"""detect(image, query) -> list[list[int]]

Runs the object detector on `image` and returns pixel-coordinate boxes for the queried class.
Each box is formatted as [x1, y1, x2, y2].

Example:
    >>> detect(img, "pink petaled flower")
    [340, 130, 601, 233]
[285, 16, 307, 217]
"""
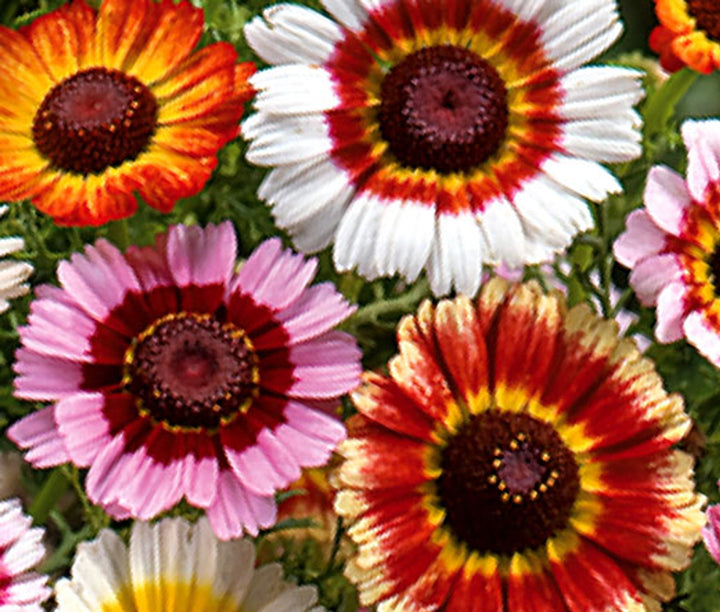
[8, 223, 361, 540]
[614, 119, 720, 365]
[0, 498, 50, 611]
[703, 504, 720, 564]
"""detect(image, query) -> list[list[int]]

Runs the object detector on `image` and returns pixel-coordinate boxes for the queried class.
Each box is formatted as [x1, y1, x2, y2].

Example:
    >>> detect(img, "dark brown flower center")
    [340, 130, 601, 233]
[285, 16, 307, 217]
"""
[687, 0, 720, 42]
[709, 243, 720, 296]
[32, 67, 157, 175]
[124, 313, 259, 431]
[378, 45, 508, 174]
[437, 410, 579, 555]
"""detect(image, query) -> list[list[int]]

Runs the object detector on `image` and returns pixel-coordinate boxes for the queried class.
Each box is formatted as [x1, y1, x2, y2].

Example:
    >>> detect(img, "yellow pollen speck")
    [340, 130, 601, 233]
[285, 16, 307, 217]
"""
[44, 121, 52, 130]
[546, 478, 556, 487]
[550, 470, 560, 479]
[492, 458, 502, 469]
[539, 484, 548, 493]
[487, 474, 498, 484]
[529, 490, 538, 501]
[497, 481, 507, 491]
[517, 433, 526, 442]
[501, 492, 510, 503]
[512, 494, 522, 504]
[509, 439, 519, 450]
[541, 452, 550, 462]
[493, 448, 502, 457]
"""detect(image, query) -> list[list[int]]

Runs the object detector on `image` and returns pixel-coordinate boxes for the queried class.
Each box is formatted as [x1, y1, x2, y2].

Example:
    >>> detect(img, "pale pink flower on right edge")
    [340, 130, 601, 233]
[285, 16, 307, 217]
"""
[703, 504, 720, 564]
[614, 119, 720, 366]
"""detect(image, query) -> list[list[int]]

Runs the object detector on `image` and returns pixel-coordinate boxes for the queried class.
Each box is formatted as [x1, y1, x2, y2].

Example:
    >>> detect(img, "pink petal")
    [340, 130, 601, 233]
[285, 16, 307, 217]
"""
[256, 427, 301, 483]
[682, 120, 720, 203]
[655, 281, 689, 343]
[116, 432, 185, 520]
[628, 253, 681, 306]
[262, 282, 355, 346]
[221, 422, 286, 496]
[684, 309, 720, 367]
[274, 421, 341, 466]
[56, 241, 139, 335]
[54, 393, 115, 467]
[125, 241, 175, 293]
[283, 399, 347, 443]
[7, 407, 70, 468]
[13, 349, 84, 401]
[283, 330, 361, 398]
[613, 210, 667, 268]
[233, 238, 318, 310]
[181, 433, 220, 508]
[206, 470, 277, 540]
[703, 505, 720, 564]
[167, 222, 236, 288]
[643, 165, 692, 237]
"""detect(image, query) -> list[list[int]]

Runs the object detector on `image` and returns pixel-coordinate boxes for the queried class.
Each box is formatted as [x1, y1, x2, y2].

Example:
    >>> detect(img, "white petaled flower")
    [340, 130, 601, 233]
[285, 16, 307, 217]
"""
[243, 0, 643, 297]
[54, 517, 324, 612]
[0, 498, 50, 611]
[0, 206, 32, 313]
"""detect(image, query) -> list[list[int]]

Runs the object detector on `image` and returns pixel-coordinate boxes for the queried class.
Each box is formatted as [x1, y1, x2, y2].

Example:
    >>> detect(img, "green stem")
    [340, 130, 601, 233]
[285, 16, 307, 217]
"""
[347, 277, 430, 329]
[107, 218, 130, 250]
[29, 468, 69, 525]
[643, 68, 698, 141]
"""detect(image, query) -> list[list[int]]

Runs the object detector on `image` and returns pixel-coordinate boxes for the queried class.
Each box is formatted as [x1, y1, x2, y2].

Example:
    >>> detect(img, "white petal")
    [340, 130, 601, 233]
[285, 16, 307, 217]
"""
[250, 66, 340, 115]
[242, 564, 287, 612]
[495, 0, 549, 22]
[321, 0, 367, 31]
[244, 4, 343, 65]
[373, 200, 434, 282]
[244, 112, 332, 166]
[512, 173, 594, 253]
[560, 117, 642, 162]
[541, 0, 622, 72]
[260, 157, 355, 229]
[333, 192, 383, 279]
[427, 212, 486, 297]
[558, 66, 644, 120]
[540, 153, 622, 202]
[0, 236, 24, 257]
[477, 197, 526, 267]
[290, 195, 349, 253]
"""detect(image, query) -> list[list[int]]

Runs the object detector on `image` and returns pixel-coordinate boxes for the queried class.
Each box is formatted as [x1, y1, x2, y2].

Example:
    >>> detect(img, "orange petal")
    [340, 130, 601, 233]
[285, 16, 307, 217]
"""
[132, 147, 216, 212]
[121, 0, 204, 85]
[94, 0, 151, 72]
[152, 125, 231, 158]
[0, 25, 54, 107]
[0, 140, 51, 201]
[25, 3, 84, 82]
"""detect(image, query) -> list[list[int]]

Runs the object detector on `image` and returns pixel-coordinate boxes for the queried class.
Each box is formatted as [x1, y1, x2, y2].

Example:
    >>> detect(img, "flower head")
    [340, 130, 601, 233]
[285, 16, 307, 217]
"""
[335, 279, 703, 610]
[55, 517, 323, 612]
[0, 498, 49, 611]
[650, 0, 720, 73]
[9, 223, 361, 539]
[243, 0, 643, 296]
[614, 119, 720, 366]
[0, 0, 254, 225]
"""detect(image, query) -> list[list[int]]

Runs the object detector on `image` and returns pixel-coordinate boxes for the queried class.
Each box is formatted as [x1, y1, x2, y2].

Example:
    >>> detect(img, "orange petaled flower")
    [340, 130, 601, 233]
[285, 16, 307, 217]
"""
[651, 0, 720, 73]
[0, 0, 254, 225]
[335, 279, 705, 611]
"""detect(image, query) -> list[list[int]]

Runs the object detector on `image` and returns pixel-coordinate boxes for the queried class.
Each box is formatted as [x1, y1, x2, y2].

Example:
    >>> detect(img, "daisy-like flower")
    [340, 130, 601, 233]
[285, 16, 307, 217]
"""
[650, 0, 720, 73]
[0, 498, 50, 611]
[335, 279, 704, 611]
[0, 206, 32, 313]
[8, 223, 361, 539]
[243, 0, 643, 296]
[614, 119, 720, 366]
[55, 516, 323, 612]
[0, 0, 254, 226]
[703, 504, 720, 564]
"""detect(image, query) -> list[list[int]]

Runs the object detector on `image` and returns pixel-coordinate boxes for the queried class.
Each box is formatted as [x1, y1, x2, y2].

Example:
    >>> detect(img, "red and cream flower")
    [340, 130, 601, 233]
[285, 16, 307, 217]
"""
[614, 120, 720, 367]
[243, 0, 643, 296]
[0, 0, 254, 226]
[650, 0, 720, 73]
[335, 279, 704, 611]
